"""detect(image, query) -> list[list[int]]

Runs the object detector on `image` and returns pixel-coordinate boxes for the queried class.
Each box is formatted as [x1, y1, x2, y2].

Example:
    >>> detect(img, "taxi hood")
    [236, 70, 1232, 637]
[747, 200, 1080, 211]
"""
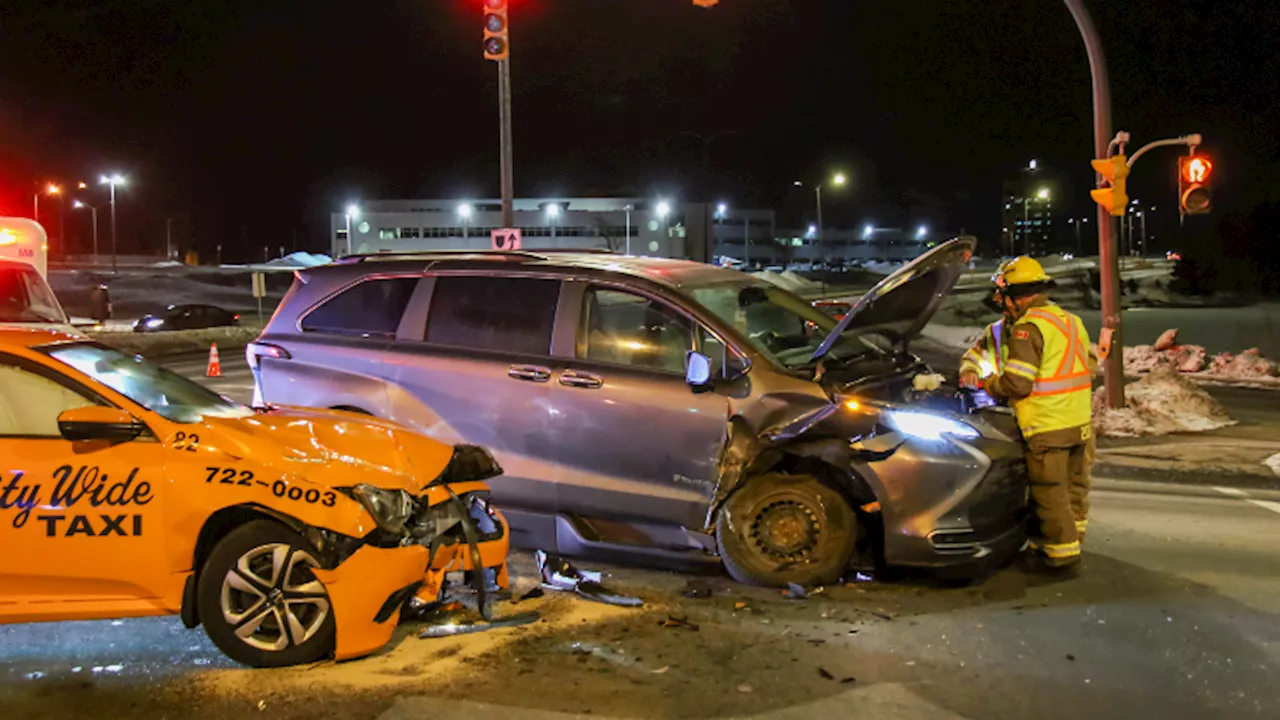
[812, 236, 977, 360]
[194, 406, 456, 495]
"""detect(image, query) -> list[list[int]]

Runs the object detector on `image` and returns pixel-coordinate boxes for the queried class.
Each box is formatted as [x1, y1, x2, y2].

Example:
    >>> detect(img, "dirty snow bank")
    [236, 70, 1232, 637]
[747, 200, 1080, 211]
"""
[1093, 366, 1237, 438]
[1124, 328, 1278, 381]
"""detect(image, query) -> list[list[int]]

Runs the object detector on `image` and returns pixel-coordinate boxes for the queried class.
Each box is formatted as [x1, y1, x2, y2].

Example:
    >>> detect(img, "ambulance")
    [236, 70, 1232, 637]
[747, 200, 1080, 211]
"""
[0, 217, 75, 332]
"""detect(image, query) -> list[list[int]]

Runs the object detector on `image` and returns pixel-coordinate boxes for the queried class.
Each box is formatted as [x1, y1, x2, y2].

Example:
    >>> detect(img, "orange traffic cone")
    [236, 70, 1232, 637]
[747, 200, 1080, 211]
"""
[206, 343, 222, 378]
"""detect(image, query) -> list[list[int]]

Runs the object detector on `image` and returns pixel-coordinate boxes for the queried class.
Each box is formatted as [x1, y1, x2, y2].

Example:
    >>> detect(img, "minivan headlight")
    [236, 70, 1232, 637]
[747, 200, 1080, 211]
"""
[350, 484, 417, 533]
[886, 410, 980, 441]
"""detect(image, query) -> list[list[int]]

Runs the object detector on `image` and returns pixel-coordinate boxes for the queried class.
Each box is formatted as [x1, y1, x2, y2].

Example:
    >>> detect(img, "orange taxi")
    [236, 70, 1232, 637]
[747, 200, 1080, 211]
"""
[0, 328, 509, 667]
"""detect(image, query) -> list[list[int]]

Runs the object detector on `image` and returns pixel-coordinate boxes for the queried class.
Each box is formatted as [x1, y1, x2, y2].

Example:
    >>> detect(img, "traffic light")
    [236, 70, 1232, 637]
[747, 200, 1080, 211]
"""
[483, 0, 509, 61]
[693, 0, 721, 6]
[1089, 154, 1130, 217]
[1178, 154, 1214, 215]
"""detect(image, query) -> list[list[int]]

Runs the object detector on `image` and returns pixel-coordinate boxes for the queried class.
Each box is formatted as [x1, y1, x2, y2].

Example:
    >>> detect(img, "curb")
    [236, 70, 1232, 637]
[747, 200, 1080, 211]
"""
[1092, 460, 1280, 492]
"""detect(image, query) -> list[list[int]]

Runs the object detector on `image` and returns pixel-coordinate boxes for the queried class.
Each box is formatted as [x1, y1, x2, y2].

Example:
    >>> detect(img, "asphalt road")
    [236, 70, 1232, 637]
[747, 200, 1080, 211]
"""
[1, 479, 1277, 720]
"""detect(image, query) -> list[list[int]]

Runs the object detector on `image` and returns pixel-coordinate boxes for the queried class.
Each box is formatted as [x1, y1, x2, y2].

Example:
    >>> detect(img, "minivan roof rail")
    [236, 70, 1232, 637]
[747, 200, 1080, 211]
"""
[334, 250, 549, 264]
[333, 248, 617, 264]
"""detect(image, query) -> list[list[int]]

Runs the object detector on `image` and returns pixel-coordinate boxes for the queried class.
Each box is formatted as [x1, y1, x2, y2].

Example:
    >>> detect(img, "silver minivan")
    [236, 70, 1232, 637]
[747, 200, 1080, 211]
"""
[251, 238, 1028, 586]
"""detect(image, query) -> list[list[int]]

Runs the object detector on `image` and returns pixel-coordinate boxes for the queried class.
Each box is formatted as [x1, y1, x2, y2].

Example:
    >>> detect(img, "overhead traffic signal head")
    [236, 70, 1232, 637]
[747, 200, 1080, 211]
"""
[1089, 154, 1130, 217]
[483, 0, 509, 61]
[1178, 154, 1214, 216]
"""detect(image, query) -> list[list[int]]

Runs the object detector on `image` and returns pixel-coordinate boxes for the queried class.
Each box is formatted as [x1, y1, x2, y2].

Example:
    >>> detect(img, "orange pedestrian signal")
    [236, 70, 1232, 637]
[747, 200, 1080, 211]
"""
[1178, 155, 1213, 216]
[1089, 154, 1129, 217]
[483, 0, 510, 61]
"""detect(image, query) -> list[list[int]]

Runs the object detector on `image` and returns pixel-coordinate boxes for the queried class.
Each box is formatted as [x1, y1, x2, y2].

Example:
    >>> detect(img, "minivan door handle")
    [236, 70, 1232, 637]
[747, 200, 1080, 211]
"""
[559, 370, 603, 389]
[508, 365, 551, 383]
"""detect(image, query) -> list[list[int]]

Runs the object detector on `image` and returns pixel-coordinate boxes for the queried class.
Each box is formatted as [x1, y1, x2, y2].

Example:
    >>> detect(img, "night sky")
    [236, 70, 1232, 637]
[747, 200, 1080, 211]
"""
[1, 0, 1276, 261]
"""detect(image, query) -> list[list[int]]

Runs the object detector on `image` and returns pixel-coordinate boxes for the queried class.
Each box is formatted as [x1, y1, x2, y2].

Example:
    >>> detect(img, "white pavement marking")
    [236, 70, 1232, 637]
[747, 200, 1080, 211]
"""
[1214, 486, 1249, 497]
[1246, 499, 1280, 515]
[1211, 485, 1280, 516]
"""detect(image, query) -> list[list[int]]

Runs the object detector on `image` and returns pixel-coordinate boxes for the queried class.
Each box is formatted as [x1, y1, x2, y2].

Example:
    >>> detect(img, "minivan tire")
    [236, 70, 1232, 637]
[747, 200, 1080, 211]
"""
[198, 520, 336, 668]
[716, 473, 857, 588]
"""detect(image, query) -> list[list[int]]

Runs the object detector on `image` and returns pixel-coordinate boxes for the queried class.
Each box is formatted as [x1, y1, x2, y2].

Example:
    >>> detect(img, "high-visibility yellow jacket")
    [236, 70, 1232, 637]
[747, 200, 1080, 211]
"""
[978, 301, 1094, 439]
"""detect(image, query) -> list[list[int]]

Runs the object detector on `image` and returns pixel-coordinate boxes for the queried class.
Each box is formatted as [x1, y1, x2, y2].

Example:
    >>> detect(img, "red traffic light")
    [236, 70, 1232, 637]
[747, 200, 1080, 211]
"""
[1183, 155, 1212, 184]
[483, 0, 509, 61]
[1177, 154, 1214, 216]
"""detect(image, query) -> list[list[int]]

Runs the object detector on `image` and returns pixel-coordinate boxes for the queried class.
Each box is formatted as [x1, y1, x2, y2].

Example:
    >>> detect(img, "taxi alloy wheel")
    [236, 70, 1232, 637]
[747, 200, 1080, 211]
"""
[198, 521, 336, 668]
[716, 472, 857, 588]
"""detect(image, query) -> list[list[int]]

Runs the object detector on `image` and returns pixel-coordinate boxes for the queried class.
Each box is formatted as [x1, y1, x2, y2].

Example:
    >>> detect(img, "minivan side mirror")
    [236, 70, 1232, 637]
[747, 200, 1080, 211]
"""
[58, 407, 145, 443]
[685, 351, 712, 389]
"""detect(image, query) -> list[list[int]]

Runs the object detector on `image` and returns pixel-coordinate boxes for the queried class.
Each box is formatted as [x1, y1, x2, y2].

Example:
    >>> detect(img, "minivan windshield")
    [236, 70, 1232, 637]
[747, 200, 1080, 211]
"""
[45, 343, 253, 424]
[683, 280, 881, 369]
[0, 264, 66, 323]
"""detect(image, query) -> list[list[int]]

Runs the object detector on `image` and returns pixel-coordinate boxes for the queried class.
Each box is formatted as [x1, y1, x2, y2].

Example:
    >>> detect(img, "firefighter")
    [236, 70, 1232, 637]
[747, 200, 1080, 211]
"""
[960, 257, 1094, 570]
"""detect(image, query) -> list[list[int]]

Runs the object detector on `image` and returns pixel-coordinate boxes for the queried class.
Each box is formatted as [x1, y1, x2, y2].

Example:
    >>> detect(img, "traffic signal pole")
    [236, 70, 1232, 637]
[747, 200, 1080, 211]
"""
[1063, 0, 1125, 410]
[499, 56, 515, 228]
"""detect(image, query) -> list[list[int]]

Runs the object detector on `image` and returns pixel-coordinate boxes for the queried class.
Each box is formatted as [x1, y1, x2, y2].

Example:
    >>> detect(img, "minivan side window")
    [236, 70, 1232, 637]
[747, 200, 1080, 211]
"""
[425, 276, 560, 355]
[301, 277, 419, 337]
[578, 288, 692, 374]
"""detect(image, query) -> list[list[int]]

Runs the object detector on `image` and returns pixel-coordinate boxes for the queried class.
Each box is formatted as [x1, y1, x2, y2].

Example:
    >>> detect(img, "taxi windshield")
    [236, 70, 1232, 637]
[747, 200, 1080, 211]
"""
[45, 344, 253, 424]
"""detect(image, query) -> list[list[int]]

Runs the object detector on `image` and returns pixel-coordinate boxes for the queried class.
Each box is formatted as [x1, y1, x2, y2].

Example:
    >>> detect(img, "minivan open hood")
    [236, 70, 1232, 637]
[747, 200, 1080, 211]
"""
[812, 236, 977, 361]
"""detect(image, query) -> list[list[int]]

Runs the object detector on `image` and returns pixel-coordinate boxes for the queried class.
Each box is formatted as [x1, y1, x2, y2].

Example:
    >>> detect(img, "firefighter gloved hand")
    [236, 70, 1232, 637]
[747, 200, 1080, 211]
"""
[959, 371, 981, 389]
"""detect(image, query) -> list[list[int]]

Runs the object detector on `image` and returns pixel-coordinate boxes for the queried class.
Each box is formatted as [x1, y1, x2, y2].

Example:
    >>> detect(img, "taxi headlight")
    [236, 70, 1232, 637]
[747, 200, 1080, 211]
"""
[886, 410, 980, 441]
[350, 484, 417, 534]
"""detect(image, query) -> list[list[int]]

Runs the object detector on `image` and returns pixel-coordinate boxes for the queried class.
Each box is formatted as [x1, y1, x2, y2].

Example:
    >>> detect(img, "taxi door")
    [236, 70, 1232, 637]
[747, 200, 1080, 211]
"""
[0, 354, 168, 623]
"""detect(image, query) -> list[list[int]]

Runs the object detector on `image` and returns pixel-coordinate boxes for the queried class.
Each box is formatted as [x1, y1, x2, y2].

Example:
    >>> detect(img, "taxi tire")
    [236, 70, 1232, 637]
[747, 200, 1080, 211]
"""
[198, 520, 337, 668]
[716, 473, 856, 588]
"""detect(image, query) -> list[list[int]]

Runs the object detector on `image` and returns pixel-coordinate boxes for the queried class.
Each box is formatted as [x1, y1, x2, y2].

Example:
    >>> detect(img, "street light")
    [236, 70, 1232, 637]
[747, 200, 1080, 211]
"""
[72, 199, 104, 262]
[862, 224, 874, 240]
[1029, 159, 1038, 171]
[800, 172, 848, 267]
[656, 200, 671, 219]
[916, 225, 928, 241]
[99, 174, 126, 273]
[344, 203, 361, 256]
[546, 203, 561, 241]
[715, 202, 728, 220]
[458, 203, 473, 239]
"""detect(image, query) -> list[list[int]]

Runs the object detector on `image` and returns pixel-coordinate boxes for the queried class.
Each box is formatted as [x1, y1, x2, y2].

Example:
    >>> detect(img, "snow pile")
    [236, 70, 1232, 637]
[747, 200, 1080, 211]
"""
[1207, 348, 1277, 378]
[263, 252, 333, 269]
[1123, 329, 1278, 380]
[1093, 365, 1237, 438]
[1265, 453, 1280, 478]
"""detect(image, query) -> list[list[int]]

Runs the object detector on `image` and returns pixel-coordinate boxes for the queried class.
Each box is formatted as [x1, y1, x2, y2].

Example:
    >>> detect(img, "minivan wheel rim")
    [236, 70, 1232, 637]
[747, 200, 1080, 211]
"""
[221, 543, 330, 652]
[750, 500, 821, 560]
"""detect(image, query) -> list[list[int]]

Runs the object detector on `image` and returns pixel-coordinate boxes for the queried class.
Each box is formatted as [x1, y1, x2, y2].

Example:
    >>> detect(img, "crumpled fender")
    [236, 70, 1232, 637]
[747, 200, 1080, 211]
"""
[312, 544, 428, 661]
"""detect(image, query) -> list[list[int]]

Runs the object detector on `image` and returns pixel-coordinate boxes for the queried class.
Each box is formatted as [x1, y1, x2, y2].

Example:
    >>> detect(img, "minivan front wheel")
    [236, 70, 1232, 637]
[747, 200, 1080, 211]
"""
[197, 521, 336, 668]
[716, 473, 857, 587]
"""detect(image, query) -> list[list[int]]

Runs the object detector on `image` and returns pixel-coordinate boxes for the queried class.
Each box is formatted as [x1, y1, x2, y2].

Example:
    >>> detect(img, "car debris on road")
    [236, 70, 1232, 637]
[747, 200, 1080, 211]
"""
[535, 550, 644, 607]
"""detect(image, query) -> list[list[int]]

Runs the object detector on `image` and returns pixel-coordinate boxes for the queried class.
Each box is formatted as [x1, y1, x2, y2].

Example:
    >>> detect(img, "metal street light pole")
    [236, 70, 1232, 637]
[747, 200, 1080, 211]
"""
[74, 200, 102, 262]
[623, 204, 633, 255]
[1063, 0, 1122, 408]
[498, 57, 515, 228]
[99, 174, 125, 274]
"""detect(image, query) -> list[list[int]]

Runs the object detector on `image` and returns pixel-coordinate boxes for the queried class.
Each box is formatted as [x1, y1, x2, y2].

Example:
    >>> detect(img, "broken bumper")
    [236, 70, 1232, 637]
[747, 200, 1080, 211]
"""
[312, 544, 429, 661]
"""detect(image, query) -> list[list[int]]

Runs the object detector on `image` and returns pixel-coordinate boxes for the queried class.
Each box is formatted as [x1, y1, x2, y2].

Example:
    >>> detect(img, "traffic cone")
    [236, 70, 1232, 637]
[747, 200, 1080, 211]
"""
[206, 343, 222, 378]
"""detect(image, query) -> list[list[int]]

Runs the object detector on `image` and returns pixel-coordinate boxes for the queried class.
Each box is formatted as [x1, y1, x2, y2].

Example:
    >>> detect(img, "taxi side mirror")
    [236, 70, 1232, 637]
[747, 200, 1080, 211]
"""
[58, 407, 145, 443]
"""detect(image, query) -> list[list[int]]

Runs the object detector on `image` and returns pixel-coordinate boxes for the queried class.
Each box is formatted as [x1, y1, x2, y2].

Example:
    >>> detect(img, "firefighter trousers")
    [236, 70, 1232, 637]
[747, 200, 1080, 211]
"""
[1025, 435, 1093, 566]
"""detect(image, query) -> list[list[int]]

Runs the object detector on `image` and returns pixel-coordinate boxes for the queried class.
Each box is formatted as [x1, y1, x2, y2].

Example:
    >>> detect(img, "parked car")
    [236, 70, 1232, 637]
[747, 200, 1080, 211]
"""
[0, 328, 509, 667]
[250, 238, 1027, 587]
[133, 304, 239, 333]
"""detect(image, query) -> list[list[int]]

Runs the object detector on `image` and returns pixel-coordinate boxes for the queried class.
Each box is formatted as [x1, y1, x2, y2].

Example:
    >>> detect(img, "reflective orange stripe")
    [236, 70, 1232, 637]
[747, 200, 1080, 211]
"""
[1024, 307, 1091, 397]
